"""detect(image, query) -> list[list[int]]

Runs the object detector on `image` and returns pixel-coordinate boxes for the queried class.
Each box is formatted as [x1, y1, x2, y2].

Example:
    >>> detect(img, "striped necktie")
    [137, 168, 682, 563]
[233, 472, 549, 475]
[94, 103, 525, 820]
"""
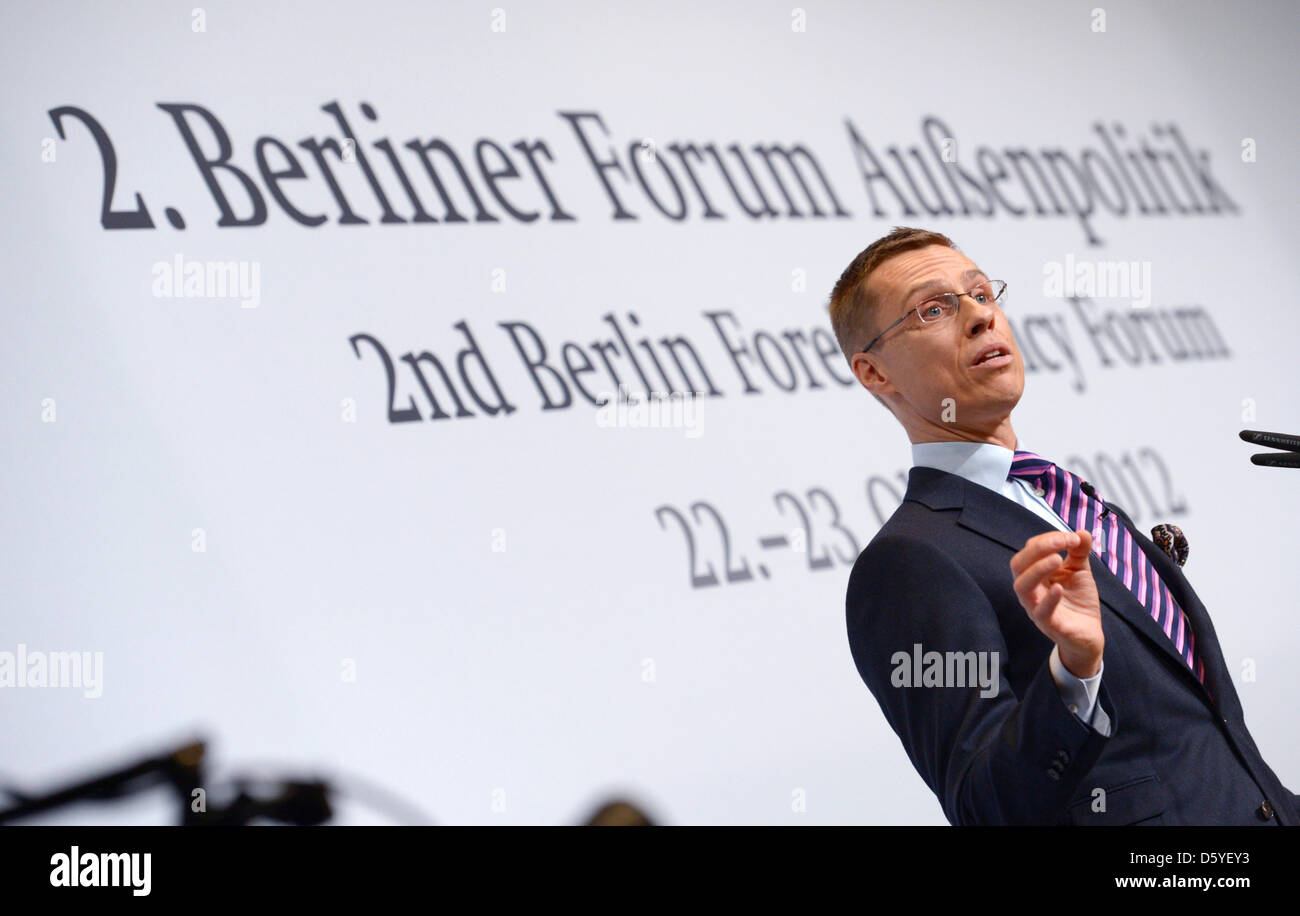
[1008, 450, 1205, 685]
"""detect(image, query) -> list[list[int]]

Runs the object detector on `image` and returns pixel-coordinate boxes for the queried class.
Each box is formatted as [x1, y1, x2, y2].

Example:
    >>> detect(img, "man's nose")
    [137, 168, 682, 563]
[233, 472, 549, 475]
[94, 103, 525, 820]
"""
[964, 296, 999, 336]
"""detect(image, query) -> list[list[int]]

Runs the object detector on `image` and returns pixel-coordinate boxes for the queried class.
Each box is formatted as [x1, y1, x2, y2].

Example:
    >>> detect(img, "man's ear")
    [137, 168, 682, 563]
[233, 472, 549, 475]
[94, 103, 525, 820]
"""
[852, 351, 891, 395]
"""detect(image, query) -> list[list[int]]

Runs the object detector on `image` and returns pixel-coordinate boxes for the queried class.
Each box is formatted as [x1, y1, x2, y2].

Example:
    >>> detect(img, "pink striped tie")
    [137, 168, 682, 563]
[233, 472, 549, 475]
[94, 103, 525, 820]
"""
[1009, 450, 1205, 685]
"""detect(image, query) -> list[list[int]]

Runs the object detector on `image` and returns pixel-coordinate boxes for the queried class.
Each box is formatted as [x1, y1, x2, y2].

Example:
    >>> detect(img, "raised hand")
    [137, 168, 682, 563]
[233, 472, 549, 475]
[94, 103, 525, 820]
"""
[1009, 529, 1104, 678]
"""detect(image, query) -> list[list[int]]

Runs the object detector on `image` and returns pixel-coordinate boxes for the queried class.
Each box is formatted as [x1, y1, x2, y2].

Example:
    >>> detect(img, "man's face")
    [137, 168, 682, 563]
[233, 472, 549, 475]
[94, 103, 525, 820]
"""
[851, 245, 1024, 439]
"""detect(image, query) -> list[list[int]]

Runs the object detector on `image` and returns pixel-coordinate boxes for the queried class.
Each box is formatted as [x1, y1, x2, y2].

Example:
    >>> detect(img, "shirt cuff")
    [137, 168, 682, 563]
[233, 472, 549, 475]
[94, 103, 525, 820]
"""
[1049, 644, 1110, 736]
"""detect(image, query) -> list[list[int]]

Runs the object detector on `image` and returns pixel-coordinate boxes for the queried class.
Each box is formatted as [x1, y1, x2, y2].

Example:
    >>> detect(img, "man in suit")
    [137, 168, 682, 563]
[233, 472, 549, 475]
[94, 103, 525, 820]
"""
[829, 226, 1299, 825]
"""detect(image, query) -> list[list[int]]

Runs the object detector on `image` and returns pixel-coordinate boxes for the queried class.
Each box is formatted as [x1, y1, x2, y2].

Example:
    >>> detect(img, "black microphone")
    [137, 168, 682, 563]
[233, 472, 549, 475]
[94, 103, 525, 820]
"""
[1240, 429, 1300, 467]
[1079, 480, 1110, 517]
[1250, 452, 1300, 468]
[1080, 479, 1189, 566]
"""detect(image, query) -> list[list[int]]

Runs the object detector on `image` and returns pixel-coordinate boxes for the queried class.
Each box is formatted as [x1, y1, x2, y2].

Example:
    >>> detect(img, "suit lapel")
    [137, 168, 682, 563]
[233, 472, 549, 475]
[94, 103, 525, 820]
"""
[1105, 504, 1229, 712]
[905, 466, 1217, 708]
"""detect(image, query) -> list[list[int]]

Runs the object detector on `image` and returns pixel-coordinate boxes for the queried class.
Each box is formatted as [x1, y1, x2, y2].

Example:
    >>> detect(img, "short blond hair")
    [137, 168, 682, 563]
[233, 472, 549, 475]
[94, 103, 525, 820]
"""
[827, 226, 957, 364]
[826, 227, 957, 414]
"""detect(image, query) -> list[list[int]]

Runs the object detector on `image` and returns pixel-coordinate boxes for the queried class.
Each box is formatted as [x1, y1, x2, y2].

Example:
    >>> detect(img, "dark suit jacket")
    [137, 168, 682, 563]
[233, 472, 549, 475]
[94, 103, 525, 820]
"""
[845, 465, 1300, 825]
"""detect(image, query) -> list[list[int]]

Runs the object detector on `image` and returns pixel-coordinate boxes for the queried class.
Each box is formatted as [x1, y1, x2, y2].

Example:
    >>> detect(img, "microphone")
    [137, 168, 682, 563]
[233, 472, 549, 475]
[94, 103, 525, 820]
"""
[1079, 480, 1110, 517]
[1240, 429, 1300, 467]
[1080, 479, 1188, 566]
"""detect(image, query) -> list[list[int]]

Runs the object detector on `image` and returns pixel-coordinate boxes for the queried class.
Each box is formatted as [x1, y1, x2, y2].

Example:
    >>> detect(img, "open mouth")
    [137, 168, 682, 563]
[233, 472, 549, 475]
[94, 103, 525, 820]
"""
[972, 347, 1012, 368]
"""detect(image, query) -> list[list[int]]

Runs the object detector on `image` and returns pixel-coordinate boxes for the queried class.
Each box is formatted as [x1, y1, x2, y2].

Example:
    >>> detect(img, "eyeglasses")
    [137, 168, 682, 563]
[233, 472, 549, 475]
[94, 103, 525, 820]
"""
[859, 279, 1008, 354]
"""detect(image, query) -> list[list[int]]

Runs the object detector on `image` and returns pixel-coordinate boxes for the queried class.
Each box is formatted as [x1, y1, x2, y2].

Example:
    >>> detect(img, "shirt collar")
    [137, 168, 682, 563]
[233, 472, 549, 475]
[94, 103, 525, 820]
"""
[911, 440, 1017, 492]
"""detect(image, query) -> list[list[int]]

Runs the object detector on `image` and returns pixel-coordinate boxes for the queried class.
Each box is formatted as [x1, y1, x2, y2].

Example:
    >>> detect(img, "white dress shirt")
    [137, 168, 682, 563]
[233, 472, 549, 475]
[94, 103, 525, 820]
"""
[910, 440, 1111, 735]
